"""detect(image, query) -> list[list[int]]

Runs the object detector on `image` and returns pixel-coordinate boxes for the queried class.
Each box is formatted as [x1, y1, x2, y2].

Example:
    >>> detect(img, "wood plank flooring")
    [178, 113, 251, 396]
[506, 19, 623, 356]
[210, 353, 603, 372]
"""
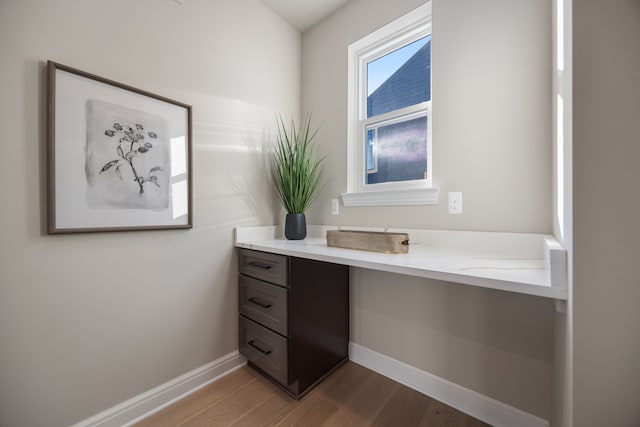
[136, 361, 491, 427]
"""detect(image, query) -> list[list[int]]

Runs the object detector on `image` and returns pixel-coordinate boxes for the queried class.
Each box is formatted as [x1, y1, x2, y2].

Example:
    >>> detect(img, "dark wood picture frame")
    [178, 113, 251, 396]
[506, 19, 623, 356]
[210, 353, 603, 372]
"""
[47, 61, 193, 233]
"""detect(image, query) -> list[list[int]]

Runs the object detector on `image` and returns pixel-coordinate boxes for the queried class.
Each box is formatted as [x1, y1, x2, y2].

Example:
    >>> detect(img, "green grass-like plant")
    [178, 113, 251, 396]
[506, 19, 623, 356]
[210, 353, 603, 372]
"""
[272, 115, 325, 214]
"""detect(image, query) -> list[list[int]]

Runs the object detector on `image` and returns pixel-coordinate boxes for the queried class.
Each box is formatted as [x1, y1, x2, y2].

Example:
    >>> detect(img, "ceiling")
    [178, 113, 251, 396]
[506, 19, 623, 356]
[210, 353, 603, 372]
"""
[259, 0, 351, 32]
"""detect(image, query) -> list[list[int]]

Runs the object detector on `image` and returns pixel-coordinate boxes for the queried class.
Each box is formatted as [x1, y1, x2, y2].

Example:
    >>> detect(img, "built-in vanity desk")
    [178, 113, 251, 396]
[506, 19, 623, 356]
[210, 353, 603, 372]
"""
[235, 225, 567, 400]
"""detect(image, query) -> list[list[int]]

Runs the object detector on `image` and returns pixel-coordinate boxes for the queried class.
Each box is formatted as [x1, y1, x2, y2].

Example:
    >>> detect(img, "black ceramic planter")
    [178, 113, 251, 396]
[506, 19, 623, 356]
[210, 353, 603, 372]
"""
[285, 213, 307, 240]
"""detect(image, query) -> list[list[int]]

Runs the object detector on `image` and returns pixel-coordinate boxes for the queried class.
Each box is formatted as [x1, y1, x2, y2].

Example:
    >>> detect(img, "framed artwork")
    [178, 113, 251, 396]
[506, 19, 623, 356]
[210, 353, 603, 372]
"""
[47, 61, 192, 233]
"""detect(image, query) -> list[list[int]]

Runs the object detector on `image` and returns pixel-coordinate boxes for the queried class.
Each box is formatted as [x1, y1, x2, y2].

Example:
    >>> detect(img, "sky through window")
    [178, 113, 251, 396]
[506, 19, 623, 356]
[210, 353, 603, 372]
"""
[367, 35, 431, 96]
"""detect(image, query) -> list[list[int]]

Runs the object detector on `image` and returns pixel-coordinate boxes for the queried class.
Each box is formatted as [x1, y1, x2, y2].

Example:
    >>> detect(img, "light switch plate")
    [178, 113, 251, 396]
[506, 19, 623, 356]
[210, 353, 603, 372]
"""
[331, 199, 340, 215]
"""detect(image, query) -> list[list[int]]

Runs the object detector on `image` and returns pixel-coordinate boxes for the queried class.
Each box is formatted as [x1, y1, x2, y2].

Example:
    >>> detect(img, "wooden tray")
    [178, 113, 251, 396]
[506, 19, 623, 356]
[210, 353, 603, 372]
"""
[326, 230, 409, 254]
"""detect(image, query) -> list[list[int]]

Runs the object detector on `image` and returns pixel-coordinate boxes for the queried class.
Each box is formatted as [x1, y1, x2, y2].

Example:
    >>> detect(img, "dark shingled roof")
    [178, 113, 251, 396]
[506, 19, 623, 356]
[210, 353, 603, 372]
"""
[367, 40, 431, 118]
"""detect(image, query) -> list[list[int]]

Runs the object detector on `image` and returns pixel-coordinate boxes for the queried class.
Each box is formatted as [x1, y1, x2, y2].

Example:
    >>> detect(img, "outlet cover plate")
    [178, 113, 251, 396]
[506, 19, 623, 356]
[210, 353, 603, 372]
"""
[448, 192, 462, 214]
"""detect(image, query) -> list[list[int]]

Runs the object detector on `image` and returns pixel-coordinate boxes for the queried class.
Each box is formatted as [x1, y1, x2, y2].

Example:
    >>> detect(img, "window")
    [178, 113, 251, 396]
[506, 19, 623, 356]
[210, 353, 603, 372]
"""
[343, 2, 437, 206]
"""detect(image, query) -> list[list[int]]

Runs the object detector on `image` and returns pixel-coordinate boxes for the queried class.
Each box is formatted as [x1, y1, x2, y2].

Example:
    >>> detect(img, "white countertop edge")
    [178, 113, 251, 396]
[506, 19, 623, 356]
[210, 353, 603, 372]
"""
[235, 226, 568, 301]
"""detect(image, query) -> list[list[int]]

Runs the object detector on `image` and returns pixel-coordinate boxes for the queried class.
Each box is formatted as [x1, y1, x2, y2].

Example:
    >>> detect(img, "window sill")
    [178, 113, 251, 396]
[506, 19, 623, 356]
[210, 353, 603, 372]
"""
[341, 187, 439, 207]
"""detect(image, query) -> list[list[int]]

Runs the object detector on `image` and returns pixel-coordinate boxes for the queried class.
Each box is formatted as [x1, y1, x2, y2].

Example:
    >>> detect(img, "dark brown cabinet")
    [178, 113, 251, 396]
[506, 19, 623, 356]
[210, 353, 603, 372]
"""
[238, 248, 349, 398]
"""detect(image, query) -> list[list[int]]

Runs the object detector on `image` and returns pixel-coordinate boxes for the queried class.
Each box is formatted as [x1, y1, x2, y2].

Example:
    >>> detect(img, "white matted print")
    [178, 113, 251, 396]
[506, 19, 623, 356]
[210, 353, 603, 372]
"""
[47, 61, 192, 233]
[86, 100, 170, 210]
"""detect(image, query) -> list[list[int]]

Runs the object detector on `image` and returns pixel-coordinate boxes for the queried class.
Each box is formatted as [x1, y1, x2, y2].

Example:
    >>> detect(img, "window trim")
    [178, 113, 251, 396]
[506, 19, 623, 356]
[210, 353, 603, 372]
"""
[343, 2, 438, 207]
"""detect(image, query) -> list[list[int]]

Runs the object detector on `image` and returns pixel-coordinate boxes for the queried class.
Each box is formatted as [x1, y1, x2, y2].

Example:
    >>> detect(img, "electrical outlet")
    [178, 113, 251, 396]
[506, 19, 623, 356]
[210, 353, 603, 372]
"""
[331, 199, 340, 215]
[448, 192, 462, 214]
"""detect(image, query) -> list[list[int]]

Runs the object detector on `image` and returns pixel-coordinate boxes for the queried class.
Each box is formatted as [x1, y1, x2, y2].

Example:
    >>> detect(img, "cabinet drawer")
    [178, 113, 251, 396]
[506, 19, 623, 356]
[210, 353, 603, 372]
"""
[238, 249, 287, 287]
[239, 275, 288, 336]
[239, 316, 288, 385]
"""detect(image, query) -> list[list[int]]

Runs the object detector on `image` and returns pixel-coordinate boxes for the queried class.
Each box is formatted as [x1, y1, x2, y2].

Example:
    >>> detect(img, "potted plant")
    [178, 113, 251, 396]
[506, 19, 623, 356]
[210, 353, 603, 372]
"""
[272, 114, 325, 240]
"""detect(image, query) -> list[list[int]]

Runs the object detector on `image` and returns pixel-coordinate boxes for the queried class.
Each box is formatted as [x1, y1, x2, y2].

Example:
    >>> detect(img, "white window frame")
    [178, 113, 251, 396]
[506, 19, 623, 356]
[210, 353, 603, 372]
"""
[343, 2, 438, 207]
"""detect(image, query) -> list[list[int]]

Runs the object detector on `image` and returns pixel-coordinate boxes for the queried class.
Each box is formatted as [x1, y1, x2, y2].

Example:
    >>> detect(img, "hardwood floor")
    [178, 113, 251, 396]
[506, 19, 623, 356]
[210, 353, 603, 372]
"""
[136, 362, 491, 427]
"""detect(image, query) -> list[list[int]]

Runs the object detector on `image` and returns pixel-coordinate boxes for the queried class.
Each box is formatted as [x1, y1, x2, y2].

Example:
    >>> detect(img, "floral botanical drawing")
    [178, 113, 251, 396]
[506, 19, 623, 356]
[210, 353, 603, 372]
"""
[86, 100, 170, 210]
[101, 122, 162, 194]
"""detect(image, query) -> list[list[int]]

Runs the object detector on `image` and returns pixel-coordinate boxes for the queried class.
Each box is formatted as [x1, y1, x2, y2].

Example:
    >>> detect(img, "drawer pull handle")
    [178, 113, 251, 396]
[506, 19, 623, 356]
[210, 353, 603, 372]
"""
[248, 340, 272, 355]
[248, 261, 273, 270]
[248, 297, 272, 309]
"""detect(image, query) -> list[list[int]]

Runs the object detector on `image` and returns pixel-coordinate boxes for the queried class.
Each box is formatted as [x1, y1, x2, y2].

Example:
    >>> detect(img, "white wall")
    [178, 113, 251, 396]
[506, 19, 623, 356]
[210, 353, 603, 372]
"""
[0, 1, 300, 426]
[302, 0, 555, 419]
[573, 0, 640, 425]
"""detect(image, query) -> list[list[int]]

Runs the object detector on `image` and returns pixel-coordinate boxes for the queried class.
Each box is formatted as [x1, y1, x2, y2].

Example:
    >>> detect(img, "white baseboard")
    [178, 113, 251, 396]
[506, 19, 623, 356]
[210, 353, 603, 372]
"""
[72, 345, 548, 427]
[72, 351, 246, 427]
[349, 343, 549, 427]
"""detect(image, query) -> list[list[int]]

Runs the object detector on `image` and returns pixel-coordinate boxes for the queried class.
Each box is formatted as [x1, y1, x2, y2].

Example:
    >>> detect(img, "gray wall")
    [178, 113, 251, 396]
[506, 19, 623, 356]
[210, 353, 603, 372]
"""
[0, 1, 299, 426]
[304, 0, 552, 233]
[573, 0, 640, 425]
[302, 0, 554, 419]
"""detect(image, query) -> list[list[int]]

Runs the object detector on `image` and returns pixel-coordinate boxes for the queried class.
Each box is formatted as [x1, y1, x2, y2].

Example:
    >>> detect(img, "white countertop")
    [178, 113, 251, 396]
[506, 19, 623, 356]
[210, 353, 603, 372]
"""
[235, 225, 567, 300]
